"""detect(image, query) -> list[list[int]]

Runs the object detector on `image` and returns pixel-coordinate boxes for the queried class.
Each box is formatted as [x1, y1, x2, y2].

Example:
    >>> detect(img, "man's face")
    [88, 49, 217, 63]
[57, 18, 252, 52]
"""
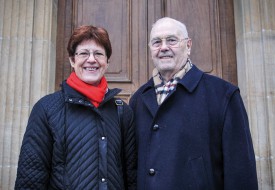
[149, 21, 191, 81]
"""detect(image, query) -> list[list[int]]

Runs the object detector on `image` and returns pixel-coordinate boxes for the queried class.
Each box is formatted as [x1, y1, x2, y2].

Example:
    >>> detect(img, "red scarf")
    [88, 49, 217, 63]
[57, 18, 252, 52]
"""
[66, 72, 107, 107]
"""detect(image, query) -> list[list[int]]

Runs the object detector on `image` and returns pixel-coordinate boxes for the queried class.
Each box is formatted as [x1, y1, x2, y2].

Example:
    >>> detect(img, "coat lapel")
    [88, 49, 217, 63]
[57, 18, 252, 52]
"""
[141, 83, 159, 117]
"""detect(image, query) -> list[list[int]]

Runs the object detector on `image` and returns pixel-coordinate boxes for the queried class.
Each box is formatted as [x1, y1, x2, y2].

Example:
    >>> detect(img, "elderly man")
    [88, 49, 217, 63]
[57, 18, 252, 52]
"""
[129, 17, 258, 190]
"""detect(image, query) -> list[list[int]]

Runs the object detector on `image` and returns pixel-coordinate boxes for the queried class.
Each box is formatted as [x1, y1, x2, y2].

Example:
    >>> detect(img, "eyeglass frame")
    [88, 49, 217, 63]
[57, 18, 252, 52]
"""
[74, 49, 107, 61]
[149, 36, 189, 50]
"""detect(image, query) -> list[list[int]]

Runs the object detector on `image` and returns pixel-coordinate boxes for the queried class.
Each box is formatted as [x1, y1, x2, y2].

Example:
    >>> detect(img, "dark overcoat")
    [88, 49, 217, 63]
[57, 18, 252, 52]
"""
[129, 65, 258, 190]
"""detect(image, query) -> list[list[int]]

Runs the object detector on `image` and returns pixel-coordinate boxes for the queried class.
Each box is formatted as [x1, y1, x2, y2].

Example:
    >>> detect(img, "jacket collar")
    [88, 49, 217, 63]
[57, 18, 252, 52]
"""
[61, 81, 121, 107]
[141, 64, 203, 94]
[140, 65, 204, 116]
[177, 65, 204, 92]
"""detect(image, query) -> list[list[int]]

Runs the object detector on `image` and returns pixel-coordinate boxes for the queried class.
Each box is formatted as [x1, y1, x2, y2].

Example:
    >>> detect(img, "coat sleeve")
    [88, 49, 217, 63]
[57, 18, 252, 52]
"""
[222, 90, 258, 190]
[15, 101, 53, 190]
[123, 105, 137, 190]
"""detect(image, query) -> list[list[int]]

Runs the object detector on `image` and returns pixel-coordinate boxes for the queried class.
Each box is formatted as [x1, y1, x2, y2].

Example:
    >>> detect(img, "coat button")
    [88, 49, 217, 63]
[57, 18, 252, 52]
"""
[152, 124, 159, 131]
[149, 168, 155, 176]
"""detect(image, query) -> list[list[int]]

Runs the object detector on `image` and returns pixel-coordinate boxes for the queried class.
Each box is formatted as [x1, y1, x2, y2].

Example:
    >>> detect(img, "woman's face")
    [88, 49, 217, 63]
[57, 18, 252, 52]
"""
[69, 39, 108, 85]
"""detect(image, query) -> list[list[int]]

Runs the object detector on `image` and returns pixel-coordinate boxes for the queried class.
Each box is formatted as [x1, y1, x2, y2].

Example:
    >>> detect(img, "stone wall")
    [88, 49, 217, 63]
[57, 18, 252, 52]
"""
[0, 0, 57, 189]
[234, 0, 275, 189]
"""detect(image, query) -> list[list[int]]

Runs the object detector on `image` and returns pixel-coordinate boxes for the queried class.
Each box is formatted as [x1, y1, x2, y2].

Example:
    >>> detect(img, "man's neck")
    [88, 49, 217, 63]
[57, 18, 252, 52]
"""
[160, 72, 174, 83]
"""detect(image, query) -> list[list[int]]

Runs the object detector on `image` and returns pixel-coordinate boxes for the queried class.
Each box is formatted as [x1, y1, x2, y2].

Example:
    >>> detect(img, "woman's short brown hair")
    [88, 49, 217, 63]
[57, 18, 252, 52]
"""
[67, 25, 112, 59]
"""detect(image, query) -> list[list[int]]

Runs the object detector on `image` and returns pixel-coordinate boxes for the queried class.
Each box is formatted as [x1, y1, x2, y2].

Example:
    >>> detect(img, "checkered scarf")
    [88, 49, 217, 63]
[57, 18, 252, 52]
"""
[153, 59, 192, 105]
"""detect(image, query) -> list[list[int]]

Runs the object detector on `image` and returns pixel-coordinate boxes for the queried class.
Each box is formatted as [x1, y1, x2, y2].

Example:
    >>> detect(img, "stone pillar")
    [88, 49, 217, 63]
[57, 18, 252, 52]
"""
[234, 0, 275, 189]
[0, 0, 57, 189]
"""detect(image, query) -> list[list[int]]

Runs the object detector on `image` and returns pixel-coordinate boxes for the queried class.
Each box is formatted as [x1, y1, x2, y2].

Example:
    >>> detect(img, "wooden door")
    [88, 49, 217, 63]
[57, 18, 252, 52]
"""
[55, 0, 237, 102]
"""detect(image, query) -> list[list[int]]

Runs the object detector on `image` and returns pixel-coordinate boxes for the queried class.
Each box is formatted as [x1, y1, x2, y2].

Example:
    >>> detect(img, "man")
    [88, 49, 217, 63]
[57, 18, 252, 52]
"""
[129, 17, 258, 190]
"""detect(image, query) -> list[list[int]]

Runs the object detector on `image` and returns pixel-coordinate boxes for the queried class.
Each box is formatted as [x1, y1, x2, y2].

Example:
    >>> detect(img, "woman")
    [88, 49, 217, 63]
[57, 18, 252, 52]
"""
[15, 25, 137, 190]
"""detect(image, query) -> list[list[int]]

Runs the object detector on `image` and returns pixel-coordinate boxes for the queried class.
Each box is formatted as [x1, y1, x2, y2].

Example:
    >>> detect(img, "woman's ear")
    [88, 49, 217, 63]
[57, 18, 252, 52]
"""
[69, 57, 75, 68]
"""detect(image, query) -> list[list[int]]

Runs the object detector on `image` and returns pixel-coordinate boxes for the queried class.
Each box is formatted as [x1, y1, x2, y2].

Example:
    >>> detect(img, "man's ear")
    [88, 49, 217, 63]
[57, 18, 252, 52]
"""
[187, 39, 192, 55]
[187, 39, 192, 49]
[69, 57, 75, 68]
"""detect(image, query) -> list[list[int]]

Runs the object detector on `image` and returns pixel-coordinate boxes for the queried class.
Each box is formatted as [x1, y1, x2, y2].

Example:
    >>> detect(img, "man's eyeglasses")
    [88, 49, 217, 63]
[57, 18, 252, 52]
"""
[75, 49, 106, 60]
[149, 37, 189, 50]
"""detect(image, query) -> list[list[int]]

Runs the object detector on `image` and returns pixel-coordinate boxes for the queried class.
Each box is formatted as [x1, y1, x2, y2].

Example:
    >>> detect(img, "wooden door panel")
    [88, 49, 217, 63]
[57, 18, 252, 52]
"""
[74, 0, 131, 82]
[56, 0, 149, 102]
[165, 0, 237, 83]
[148, 0, 222, 77]
[166, 0, 218, 74]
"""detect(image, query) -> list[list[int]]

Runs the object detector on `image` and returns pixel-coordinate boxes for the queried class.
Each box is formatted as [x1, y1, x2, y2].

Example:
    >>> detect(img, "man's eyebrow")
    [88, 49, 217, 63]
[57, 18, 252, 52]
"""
[151, 35, 177, 40]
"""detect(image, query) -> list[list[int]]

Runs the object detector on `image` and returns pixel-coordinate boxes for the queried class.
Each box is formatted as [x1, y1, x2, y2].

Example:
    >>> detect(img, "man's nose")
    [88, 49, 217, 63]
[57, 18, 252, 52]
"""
[160, 40, 169, 50]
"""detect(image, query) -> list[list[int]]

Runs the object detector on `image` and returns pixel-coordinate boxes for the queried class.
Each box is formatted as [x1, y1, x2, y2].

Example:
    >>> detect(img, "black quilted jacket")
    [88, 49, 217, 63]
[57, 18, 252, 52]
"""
[15, 81, 137, 190]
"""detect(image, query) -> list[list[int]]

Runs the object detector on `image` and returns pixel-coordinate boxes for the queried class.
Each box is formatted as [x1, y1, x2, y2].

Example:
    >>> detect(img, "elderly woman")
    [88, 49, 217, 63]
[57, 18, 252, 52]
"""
[15, 25, 137, 190]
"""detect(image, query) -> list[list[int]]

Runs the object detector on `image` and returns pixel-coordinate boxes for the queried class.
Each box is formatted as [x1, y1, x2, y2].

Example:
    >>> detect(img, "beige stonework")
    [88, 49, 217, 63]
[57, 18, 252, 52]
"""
[234, 0, 275, 189]
[0, 0, 57, 189]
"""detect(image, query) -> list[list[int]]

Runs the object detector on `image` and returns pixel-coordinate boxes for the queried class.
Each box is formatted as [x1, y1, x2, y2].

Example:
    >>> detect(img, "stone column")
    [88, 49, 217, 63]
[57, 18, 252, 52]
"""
[0, 0, 57, 189]
[234, 0, 275, 189]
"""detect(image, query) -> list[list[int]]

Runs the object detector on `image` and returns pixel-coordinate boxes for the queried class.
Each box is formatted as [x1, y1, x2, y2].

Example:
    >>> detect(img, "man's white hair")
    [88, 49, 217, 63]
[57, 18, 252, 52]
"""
[151, 17, 189, 38]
